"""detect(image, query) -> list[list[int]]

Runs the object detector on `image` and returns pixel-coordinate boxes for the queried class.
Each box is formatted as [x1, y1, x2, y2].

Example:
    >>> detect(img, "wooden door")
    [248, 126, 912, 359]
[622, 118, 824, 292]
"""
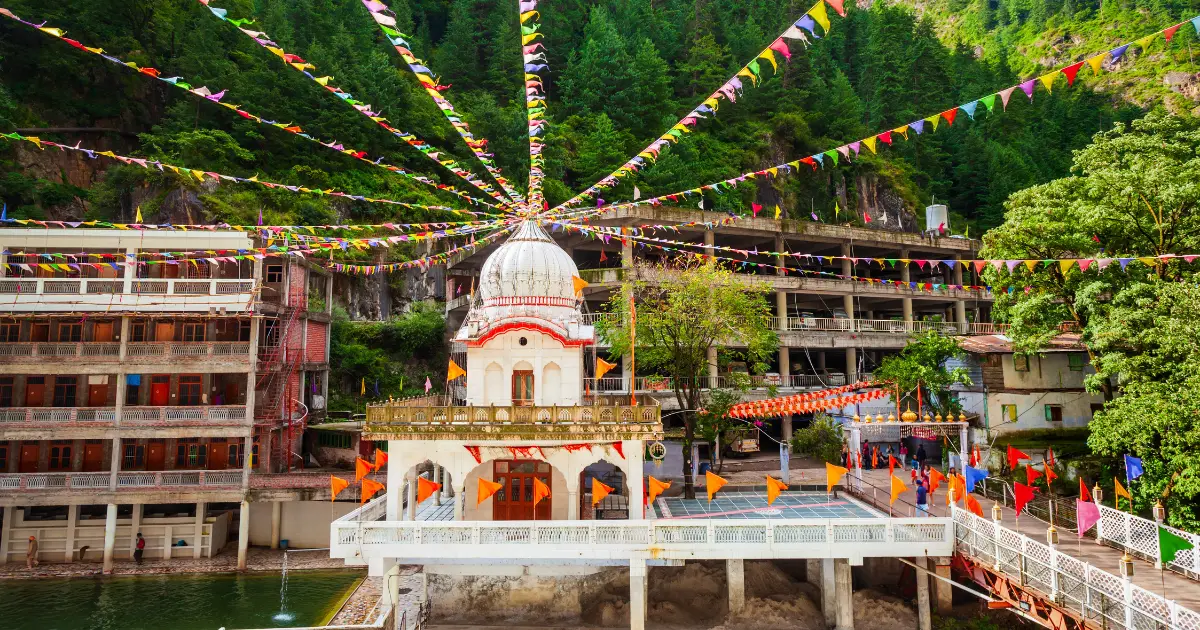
[491, 460, 551, 520]
[208, 443, 229, 470]
[82, 443, 104, 472]
[512, 371, 534, 406]
[30, 324, 49, 342]
[154, 322, 174, 342]
[146, 443, 165, 471]
[24, 379, 45, 407]
[222, 381, 240, 406]
[150, 377, 170, 406]
[92, 321, 114, 342]
[18, 443, 38, 472]
[88, 384, 108, 407]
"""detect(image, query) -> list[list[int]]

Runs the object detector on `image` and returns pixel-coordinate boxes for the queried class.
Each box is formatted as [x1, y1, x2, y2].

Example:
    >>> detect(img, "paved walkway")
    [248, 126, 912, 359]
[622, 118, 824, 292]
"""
[855, 467, 1200, 610]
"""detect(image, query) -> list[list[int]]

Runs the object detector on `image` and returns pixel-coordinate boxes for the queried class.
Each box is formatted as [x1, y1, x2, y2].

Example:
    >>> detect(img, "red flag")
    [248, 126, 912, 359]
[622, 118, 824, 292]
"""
[1014, 482, 1035, 516]
[417, 476, 442, 504]
[1007, 445, 1029, 471]
[1079, 478, 1092, 502]
[1047, 448, 1057, 467]
[1026, 463, 1043, 487]
[752, 202, 762, 217]
[888, 455, 897, 476]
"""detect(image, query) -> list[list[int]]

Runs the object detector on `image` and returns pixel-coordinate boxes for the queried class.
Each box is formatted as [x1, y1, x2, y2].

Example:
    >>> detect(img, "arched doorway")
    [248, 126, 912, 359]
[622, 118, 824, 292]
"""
[579, 460, 626, 520]
[491, 459, 552, 519]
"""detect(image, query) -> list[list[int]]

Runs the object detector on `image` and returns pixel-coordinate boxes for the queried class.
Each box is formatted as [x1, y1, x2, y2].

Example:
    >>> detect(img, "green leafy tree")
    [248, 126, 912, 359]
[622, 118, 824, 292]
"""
[791, 413, 844, 465]
[596, 261, 777, 499]
[695, 372, 751, 473]
[874, 331, 973, 414]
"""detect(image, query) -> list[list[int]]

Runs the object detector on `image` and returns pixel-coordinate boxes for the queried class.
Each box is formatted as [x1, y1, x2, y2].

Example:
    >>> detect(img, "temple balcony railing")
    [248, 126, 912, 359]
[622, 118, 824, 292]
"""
[0, 405, 250, 431]
[0, 470, 244, 492]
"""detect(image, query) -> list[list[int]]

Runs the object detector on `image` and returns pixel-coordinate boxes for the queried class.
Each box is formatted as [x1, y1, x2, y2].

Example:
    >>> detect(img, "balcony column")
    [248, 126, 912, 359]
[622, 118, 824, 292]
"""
[122, 247, 135, 293]
[727, 558, 746, 615]
[64, 504, 78, 561]
[954, 259, 968, 329]
[101, 504, 118, 572]
[834, 558, 854, 630]
[109, 437, 121, 491]
[453, 480, 465, 521]
[846, 347, 858, 384]
[567, 476, 580, 521]
[433, 465, 442, 506]
[0, 505, 12, 564]
[194, 502, 206, 559]
[270, 501, 282, 549]
[916, 557, 931, 630]
[625, 440, 645, 520]
[406, 469, 418, 521]
[629, 556, 649, 630]
[900, 249, 913, 328]
[707, 347, 719, 389]
[237, 499, 250, 570]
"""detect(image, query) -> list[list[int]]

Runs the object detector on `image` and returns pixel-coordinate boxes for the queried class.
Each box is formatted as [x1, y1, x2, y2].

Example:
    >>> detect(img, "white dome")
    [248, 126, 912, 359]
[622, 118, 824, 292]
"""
[463, 220, 590, 339]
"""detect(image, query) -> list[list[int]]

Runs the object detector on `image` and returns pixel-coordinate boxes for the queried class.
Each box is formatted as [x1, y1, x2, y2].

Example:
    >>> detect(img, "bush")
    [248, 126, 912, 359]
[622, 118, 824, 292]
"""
[791, 413, 844, 464]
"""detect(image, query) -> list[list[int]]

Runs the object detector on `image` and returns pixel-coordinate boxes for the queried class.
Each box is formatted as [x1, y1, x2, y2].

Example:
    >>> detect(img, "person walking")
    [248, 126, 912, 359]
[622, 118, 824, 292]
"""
[915, 479, 930, 517]
[134, 533, 146, 565]
[25, 535, 38, 570]
[916, 444, 927, 469]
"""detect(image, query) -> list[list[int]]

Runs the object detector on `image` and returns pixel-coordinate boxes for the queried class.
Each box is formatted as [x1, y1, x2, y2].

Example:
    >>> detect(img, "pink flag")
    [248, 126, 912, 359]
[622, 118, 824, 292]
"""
[1077, 498, 1101, 536]
[769, 39, 792, 61]
[425, 377, 432, 393]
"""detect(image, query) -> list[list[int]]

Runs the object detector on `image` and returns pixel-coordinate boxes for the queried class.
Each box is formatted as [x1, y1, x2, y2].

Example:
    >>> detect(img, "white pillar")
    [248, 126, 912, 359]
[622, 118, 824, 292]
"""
[379, 560, 402, 608]
[64, 504, 78, 561]
[916, 557, 931, 630]
[433, 465, 442, 506]
[270, 501, 281, 549]
[237, 500, 250, 570]
[900, 249, 913, 328]
[406, 471, 418, 521]
[0, 505, 13, 564]
[707, 346, 719, 389]
[834, 558, 854, 630]
[821, 558, 836, 628]
[567, 488, 579, 520]
[102, 504, 118, 573]
[109, 437, 121, 491]
[727, 558, 746, 615]
[954, 258, 967, 329]
[630, 557, 648, 630]
[386, 444, 403, 520]
[194, 502, 206, 559]
[846, 347, 858, 384]
[453, 482, 465, 521]
[626, 440, 646, 520]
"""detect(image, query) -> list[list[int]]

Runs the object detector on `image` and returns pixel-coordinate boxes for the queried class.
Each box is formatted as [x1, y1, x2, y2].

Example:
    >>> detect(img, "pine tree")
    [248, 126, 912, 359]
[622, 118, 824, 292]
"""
[433, 0, 480, 88]
[678, 30, 730, 99]
[626, 38, 675, 139]
[558, 7, 631, 121]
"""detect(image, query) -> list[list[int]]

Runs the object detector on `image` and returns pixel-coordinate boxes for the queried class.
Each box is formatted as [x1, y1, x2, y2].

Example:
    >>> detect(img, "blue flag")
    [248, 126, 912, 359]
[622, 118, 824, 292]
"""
[964, 465, 989, 493]
[1125, 455, 1144, 482]
[373, 378, 380, 397]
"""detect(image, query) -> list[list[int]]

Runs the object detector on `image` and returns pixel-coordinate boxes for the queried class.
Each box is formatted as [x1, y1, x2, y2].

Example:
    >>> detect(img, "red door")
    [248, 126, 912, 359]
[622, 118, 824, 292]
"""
[18, 443, 39, 472]
[88, 384, 108, 407]
[146, 443, 165, 471]
[208, 443, 229, 469]
[24, 378, 45, 407]
[82, 443, 104, 471]
[150, 376, 170, 406]
[491, 460, 551, 520]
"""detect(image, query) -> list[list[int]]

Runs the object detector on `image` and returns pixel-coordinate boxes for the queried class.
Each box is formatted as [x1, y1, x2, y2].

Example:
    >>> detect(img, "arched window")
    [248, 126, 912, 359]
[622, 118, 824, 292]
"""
[512, 361, 534, 406]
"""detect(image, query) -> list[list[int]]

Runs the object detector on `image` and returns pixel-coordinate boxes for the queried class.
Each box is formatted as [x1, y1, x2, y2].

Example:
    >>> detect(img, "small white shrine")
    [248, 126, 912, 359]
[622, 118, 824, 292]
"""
[369, 220, 662, 522]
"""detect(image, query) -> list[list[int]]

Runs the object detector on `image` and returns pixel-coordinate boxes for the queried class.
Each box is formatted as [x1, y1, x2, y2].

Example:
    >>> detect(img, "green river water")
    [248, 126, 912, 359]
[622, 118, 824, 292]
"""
[0, 569, 362, 630]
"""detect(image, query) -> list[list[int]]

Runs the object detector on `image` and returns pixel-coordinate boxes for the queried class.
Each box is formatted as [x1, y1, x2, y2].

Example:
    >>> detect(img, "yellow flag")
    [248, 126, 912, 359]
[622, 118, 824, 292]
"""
[360, 377, 366, 396]
[595, 357, 618, 380]
[1087, 55, 1105, 76]
[572, 275, 589, 296]
[863, 136, 877, 153]
[808, 1, 831, 33]
[825, 462, 848, 493]
[705, 470, 728, 502]
[774, 205, 782, 220]
[1114, 477, 1132, 509]
[135, 206, 143, 223]
[766, 476, 789, 505]
[1039, 72, 1058, 93]
[758, 50, 778, 73]
[447, 359, 466, 381]
[890, 474, 908, 505]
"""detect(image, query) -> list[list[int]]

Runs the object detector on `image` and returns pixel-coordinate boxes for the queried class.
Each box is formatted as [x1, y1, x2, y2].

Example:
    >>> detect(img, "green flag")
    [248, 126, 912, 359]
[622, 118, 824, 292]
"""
[1159, 525, 1193, 565]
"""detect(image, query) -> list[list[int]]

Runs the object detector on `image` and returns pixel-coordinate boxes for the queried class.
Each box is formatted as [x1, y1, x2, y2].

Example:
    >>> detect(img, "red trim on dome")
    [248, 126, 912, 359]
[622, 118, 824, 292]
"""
[467, 322, 592, 348]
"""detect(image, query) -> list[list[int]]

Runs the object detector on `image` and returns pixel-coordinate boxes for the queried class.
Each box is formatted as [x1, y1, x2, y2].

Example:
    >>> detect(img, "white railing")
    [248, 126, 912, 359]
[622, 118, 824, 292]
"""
[122, 405, 248, 425]
[0, 470, 243, 491]
[767, 317, 1007, 336]
[952, 506, 1200, 630]
[582, 373, 853, 393]
[331, 510, 953, 562]
[1097, 505, 1200, 577]
[126, 341, 252, 358]
[0, 342, 121, 359]
[0, 407, 117, 423]
[0, 278, 255, 296]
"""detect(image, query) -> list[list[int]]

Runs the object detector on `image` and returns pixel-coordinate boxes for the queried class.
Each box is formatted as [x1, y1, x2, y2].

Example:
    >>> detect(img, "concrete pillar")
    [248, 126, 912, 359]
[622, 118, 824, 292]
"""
[433, 465, 442, 506]
[100, 504, 118, 572]
[900, 249, 914, 328]
[194, 502, 206, 559]
[916, 557, 932, 630]
[707, 346, 718, 389]
[704, 230, 715, 249]
[441, 466, 451, 500]
[109, 437, 121, 491]
[934, 558, 953, 611]
[270, 501, 282, 549]
[63, 504, 78, 561]
[816, 351, 826, 371]
[0, 505, 13, 564]
[630, 557, 649, 630]
[843, 294, 855, 327]
[567, 488, 579, 520]
[776, 290, 788, 330]
[775, 234, 786, 275]
[834, 558, 854, 630]
[846, 347, 858, 384]
[727, 558, 746, 616]
[237, 500, 250, 570]
[386, 450, 403, 521]
[626, 440, 646, 520]
[128, 503, 142, 559]
[840, 243, 852, 277]
[453, 482, 465, 521]
[406, 471, 418, 521]
[380, 560, 402, 608]
[779, 346, 790, 379]
[820, 558, 836, 628]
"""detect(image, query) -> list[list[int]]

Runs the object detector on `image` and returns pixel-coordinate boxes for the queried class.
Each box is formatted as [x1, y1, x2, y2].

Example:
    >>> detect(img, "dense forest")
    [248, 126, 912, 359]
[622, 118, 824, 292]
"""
[0, 0, 1195, 233]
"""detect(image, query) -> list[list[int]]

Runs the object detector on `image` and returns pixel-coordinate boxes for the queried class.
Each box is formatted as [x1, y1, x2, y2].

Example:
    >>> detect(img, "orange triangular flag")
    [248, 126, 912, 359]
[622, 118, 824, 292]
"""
[361, 478, 385, 503]
[373, 448, 388, 471]
[705, 470, 728, 502]
[572, 275, 589, 296]
[417, 476, 442, 504]
[592, 477, 615, 505]
[825, 461, 849, 493]
[331, 475, 350, 502]
[355, 457, 373, 482]
[890, 474, 908, 504]
[647, 476, 672, 503]
[477, 477, 503, 505]
[447, 359, 466, 381]
[965, 493, 985, 517]
[766, 476, 789, 505]
[532, 477, 551, 507]
[928, 467, 946, 495]
[596, 357, 618, 380]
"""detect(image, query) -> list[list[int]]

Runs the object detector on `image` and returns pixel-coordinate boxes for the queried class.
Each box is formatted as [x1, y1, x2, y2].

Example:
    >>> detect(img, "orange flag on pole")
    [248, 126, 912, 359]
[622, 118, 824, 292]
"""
[330, 475, 350, 502]
[477, 478, 503, 505]
[447, 359, 466, 381]
[1114, 477, 1132, 510]
[825, 462, 849, 493]
[572, 275, 589, 296]
[928, 467, 945, 495]
[592, 477, 615, 505]
[890, 474, 908, 505]
[596, 357, 618, 380]
[355, 457, 373, 482]
[647, 476, 671, 503]
[373, 448, 388, 471]
[965, 493, 985, 517]
[417, 476, 442, 504]
[766, 476, 789, 505]
[532, 478, 551, 507]
[706, 470, 728, 502]
[361, 478, 385, 503]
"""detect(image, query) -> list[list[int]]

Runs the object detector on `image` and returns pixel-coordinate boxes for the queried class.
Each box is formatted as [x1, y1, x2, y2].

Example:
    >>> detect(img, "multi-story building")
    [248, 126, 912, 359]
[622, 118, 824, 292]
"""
[0, 228, 332, 571]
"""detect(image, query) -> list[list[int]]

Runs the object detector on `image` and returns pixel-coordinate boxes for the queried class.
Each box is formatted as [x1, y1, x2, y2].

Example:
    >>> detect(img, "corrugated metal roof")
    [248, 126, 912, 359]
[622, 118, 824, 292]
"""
[958, 333, 1085, 354]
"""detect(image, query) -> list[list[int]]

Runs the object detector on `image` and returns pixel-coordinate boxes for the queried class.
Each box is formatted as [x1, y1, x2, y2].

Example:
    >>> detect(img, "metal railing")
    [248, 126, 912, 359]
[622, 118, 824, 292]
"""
[366, 399, 661, 428]
[0, 405, 247, 426]
[0, 342, 120, 358]
[0, 341, 250, 361]
[0, 470, 243, 491]
[0, 278, 255, 296]
[126, 341, 252, 358]
[767, 317, 1007, 336]
[582, 373, 854, 394]
[953, 506, 1200, 630]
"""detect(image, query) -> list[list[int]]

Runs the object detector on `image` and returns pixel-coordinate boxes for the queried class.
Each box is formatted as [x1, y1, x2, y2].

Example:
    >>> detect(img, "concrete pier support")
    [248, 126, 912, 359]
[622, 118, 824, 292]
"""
[270, 501, 282, 549]
[834, 559, 854, 630]
[630, 557, 649, 630]
[727, 558, 745, 616]
[64, 504, 78, 561]
[237, 500, 250, 570]
[820, 558, 836, 628]
[916, 557, 932, 630]
[453, 482, 465, 520]
[934, 558, 953, 611]
[845, 347, 858, 384]
[102, 503, 118, 573]
[194, 502, 206, 559]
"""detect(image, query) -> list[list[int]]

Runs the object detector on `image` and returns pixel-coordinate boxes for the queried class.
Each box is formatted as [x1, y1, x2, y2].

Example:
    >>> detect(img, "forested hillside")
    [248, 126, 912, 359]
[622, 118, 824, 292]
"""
[0, 0, 1195, 234]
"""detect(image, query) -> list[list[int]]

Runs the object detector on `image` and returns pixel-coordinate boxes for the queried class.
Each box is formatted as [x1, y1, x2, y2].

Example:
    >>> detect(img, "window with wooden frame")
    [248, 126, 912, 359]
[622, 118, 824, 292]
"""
[0, 322, 19, 342]
[1044, 405, 1064, 423]
[182, 322, 205, 343]
[176, 438, 206, 469]
[228, 442, 245, 468]
[0, 377, 13, 408]
[48, 442, 72, 470]
[123, 442, 145, 470]
[1068, 353, 1086, 371]
[512, 370, 534, 406]
[1012, 354, 1030, 372]
[266, 264, 284, 283]
[56, 322, 82, 343]
[130, 320, 147, 342]
[178, 375, 202, 406]
[52, 376, 77, 407]
[0, 443, 7, 471]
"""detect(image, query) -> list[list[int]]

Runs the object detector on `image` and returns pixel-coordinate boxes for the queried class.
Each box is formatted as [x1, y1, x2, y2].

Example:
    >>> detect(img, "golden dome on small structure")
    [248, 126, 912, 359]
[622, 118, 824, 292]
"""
[922, 412, 933, 423]
[958, 412, 968, 423]
[901, 405, 918, 423]
[875, 413, 885, 423]
[934, 413, 944, 423]
[852, 414, 862, 423]
[887, 412, 897, 423]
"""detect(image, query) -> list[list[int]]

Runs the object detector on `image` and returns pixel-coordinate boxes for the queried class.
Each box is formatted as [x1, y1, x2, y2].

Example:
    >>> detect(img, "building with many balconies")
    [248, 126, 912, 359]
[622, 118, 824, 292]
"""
[0, 228, 333, 571]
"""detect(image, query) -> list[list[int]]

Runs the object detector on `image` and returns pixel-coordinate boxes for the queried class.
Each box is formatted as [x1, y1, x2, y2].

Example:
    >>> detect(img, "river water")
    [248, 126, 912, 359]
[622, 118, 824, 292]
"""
[0, 569, 361, 630]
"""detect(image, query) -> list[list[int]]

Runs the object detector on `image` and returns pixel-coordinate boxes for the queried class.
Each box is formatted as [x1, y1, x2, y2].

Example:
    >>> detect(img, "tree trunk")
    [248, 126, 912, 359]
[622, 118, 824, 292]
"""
[682, 417, 696, 499]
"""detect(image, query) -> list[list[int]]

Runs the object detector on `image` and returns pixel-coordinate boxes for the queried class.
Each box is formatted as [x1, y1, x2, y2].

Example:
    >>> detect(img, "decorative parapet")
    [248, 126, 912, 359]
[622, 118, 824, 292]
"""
[364, 395, 663, 441]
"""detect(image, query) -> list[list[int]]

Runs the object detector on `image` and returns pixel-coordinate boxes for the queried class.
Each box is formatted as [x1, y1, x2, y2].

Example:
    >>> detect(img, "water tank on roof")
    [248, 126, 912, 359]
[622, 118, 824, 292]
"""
[926, 204, 949, 233]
